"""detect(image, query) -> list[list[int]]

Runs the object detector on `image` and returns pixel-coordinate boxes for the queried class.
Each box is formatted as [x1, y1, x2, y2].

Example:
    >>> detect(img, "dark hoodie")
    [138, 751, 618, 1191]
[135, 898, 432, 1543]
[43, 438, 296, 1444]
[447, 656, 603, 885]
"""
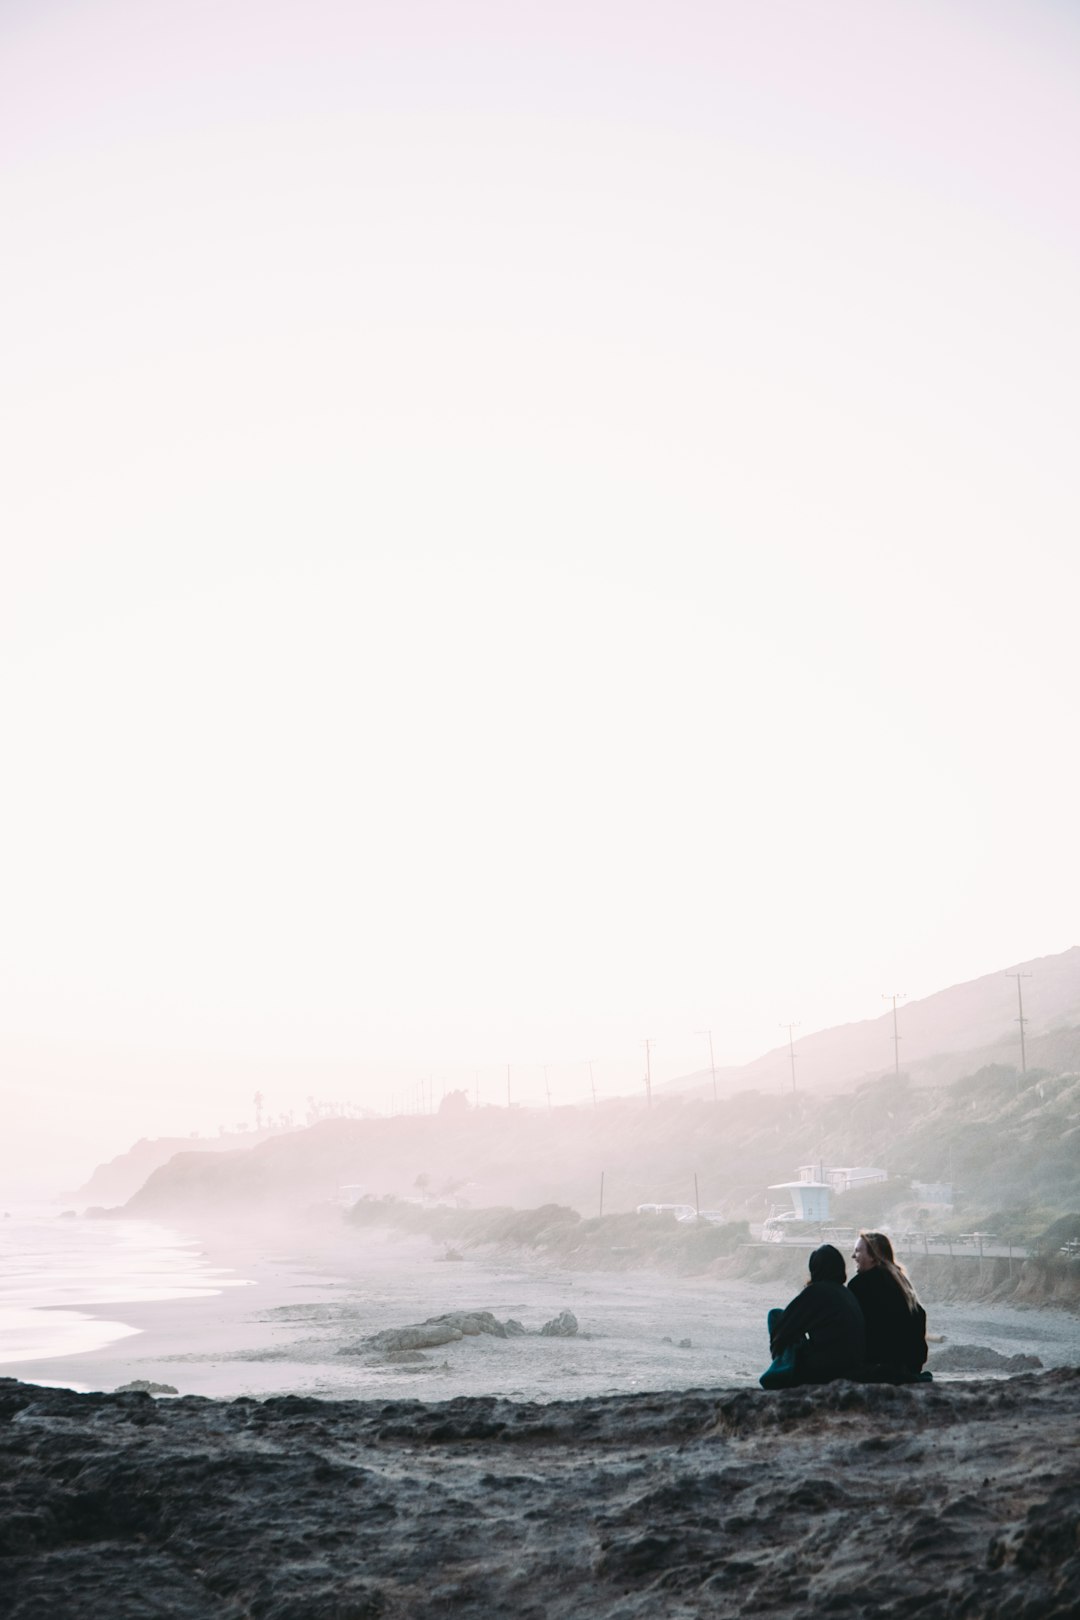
[769, 1280, 867, 1382]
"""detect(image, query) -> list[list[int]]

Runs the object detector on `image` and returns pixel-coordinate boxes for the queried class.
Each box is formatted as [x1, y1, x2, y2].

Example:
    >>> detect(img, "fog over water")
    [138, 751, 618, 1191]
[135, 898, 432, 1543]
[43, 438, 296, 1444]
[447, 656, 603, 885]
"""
[2, 0, 1079, 1197]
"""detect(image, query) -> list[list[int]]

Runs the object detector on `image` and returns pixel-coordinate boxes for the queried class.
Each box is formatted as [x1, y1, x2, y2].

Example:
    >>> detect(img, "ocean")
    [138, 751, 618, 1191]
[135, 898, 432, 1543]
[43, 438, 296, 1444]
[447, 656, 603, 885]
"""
[0, 1204, 251, 1386]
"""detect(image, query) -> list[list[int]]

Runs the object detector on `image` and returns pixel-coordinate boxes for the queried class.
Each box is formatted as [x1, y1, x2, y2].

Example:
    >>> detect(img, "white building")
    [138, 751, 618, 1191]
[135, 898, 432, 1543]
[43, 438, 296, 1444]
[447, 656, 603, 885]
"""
[768, 1178, 832, 1221]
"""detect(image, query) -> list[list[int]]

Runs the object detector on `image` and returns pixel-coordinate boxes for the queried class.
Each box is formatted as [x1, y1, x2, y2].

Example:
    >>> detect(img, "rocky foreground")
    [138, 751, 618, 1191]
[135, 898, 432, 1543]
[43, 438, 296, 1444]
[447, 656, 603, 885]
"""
[2, 1370, 1079, 1620]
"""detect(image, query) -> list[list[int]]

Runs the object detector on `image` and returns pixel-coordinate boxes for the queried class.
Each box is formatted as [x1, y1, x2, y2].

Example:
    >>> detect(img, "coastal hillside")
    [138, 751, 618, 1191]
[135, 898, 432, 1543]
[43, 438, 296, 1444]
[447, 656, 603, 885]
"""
[72, 1127, 282, 1207]
[663, 945, 1080, 1097]
[122, 1059, 1080, 1244]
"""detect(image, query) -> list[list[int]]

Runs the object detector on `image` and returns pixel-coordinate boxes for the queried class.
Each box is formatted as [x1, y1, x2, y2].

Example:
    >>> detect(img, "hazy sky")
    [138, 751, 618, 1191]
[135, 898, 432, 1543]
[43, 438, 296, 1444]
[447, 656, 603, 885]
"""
[2, 0, 1078, 1179]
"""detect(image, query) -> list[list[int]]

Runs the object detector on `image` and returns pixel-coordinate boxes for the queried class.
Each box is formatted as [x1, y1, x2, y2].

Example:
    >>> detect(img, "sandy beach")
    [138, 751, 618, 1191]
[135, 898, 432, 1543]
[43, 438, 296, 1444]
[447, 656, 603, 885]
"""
[5, 1220, 1080, 1618]
[9, 1218, 1080, 1402]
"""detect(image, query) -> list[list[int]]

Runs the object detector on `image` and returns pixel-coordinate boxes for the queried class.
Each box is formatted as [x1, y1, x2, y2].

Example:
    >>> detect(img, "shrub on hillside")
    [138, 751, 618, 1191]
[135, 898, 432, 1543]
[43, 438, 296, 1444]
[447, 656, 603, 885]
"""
[1033, 1212, 1080, 1256]
[481, 1204, 582, 1246]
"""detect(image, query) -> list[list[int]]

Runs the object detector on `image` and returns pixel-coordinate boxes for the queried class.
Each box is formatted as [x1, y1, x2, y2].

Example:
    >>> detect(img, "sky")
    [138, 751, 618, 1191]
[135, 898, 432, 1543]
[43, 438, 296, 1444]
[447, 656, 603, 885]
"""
[2, 0, 1078, 1185]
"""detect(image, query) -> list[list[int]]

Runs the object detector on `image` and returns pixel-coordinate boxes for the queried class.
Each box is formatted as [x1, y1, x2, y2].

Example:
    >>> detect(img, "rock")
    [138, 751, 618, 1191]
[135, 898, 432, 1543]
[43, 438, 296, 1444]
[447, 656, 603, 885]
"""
[425, 1311, 508, 1339]
[540, 1310, 578, 1337]
[358, 1310, 521, 1356]
[436, 1248, 465, 1261]
[3, 1371, 1080, 1618]
[384, 1350, 429, 1364]
[113, 1380, 178, 1395]
[929, 1344, 1043, 1373]
[504, 1319, 526, 1336]
[366, 1324, 465, 1352]
[678, 1338, 692, 1350]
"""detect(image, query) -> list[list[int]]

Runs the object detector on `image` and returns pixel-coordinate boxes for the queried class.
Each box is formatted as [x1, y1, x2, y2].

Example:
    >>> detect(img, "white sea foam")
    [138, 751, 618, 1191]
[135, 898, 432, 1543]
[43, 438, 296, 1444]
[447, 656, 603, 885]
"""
[0, 1205, 251, 1367]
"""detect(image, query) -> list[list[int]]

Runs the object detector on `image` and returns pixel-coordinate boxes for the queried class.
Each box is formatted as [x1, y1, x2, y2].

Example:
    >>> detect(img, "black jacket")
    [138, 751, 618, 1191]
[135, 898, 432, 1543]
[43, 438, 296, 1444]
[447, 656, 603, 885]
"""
[770, 1280, 866, 1381]
[848, 1266, 928, 1377]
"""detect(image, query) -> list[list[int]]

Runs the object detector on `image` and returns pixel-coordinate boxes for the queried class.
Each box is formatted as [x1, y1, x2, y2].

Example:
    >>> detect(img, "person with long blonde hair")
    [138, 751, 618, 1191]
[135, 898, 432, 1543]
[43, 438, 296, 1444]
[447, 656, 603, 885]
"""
[849, 1230, 929, 1382]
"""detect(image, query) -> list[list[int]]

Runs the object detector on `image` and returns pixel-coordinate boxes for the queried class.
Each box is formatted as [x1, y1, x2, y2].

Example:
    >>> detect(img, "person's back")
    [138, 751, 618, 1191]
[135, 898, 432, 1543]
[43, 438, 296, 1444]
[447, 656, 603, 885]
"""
[775, 1278, 866, 1381]
[849, 1231, 928, 1381]
[761, 1244, 866, 1388]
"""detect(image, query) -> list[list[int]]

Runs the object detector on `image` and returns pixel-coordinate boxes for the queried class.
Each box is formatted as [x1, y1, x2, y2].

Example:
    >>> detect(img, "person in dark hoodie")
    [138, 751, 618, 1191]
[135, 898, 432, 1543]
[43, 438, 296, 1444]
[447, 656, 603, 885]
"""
[759, 1243, 866, 1389]
[848, 1229, 929, 1383]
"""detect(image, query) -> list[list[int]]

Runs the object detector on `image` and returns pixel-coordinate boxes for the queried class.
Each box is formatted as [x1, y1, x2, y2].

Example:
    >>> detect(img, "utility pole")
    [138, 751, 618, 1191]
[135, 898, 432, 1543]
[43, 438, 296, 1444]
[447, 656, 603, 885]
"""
[588, 1059, 597, 1109]
[506, 1063, 511, 1108]
[779, 1022, 799, 1093]
[1006, 971, 1032, 1075]
[544, 1065, 552, 1112]
[696, 1029, 718, 1101]
[643, 1038, 653, 1108]
[882, 992, 906, 1077]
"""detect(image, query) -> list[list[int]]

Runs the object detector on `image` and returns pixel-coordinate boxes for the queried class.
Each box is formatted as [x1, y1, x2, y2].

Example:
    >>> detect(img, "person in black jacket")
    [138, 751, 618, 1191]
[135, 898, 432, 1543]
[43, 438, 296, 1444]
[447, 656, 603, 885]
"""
[759, 1243, 866, 1389]
[848, 1230, 929, 1382]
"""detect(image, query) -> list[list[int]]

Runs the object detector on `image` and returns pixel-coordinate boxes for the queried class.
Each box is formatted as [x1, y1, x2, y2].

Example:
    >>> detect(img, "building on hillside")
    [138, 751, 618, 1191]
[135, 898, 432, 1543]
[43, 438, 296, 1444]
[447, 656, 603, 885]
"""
[767, 1162, 888, 1223]
[822, 1165, 888, 1195]
[768, 1177, 832, 1222]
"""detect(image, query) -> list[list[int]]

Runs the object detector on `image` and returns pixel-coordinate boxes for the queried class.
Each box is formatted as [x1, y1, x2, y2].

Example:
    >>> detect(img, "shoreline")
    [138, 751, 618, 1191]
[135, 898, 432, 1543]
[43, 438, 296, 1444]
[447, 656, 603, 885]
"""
[5, 1218, 1080, 1403]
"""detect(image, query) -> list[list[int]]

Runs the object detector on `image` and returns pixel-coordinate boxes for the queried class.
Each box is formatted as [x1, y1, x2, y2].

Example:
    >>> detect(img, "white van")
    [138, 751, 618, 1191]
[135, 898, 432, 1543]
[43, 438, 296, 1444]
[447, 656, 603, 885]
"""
[635, 1202, 697, 1223]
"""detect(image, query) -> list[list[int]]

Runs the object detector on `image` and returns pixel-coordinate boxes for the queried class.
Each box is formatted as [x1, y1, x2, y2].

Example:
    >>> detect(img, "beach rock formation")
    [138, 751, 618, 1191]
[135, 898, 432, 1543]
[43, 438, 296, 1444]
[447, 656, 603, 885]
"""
[928, 1344, 1043, 1374]
[360, 1322, 464, 1352]
[352, 1311, 525, 1357]
[540, 1309, 578, 1337]
[2, 1369, 1079, 1619]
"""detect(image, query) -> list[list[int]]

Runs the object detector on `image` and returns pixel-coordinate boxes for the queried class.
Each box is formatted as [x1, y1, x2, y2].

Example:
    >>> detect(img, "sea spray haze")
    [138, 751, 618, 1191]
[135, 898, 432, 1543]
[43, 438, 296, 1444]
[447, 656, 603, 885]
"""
[1, 0, 1079, 1191]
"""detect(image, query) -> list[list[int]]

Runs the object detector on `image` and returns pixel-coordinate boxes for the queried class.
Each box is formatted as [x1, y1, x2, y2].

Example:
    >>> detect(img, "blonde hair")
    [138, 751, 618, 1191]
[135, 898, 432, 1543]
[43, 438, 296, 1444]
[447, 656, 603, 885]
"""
[861, 1230, 921, 1313]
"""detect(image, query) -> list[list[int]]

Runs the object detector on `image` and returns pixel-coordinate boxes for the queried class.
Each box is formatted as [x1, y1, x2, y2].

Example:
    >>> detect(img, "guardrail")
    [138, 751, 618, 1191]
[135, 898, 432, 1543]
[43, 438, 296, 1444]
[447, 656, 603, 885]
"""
[753, 1229, 1033, 1262]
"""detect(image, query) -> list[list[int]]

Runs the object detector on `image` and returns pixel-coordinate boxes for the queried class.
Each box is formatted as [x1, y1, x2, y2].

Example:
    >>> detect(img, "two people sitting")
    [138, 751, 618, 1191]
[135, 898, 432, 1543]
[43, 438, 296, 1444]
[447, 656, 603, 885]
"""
[760, 1230, 929, 1389]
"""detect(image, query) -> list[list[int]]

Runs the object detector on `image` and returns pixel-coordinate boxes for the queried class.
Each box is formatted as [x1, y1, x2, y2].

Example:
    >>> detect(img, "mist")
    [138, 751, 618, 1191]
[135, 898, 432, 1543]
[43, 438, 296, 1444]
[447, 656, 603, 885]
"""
[3, 1, 1079, 1201]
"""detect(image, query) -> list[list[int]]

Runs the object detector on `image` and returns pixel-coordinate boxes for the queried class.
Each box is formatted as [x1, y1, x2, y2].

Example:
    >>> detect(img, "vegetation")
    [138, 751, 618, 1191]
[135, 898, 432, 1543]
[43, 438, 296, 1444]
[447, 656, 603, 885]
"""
[128, 1056, 1080, 1249]
[345, 1196, 748, 1273]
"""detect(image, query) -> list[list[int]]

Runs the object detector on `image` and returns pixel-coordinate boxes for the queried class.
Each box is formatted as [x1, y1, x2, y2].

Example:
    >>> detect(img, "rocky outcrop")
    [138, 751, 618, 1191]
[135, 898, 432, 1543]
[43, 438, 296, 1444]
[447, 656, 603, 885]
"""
[928, 1344, 1043, 1374]
[348, 1311, 528, 1357]
[540, 1310, 578, 1337]
[1, 1370, 1079, 1618]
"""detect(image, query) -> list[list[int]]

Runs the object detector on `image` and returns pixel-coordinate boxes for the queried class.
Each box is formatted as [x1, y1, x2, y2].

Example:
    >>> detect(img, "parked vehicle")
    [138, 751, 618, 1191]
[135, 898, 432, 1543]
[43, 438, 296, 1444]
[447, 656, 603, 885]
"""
[635, 1202, 697, 1223]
